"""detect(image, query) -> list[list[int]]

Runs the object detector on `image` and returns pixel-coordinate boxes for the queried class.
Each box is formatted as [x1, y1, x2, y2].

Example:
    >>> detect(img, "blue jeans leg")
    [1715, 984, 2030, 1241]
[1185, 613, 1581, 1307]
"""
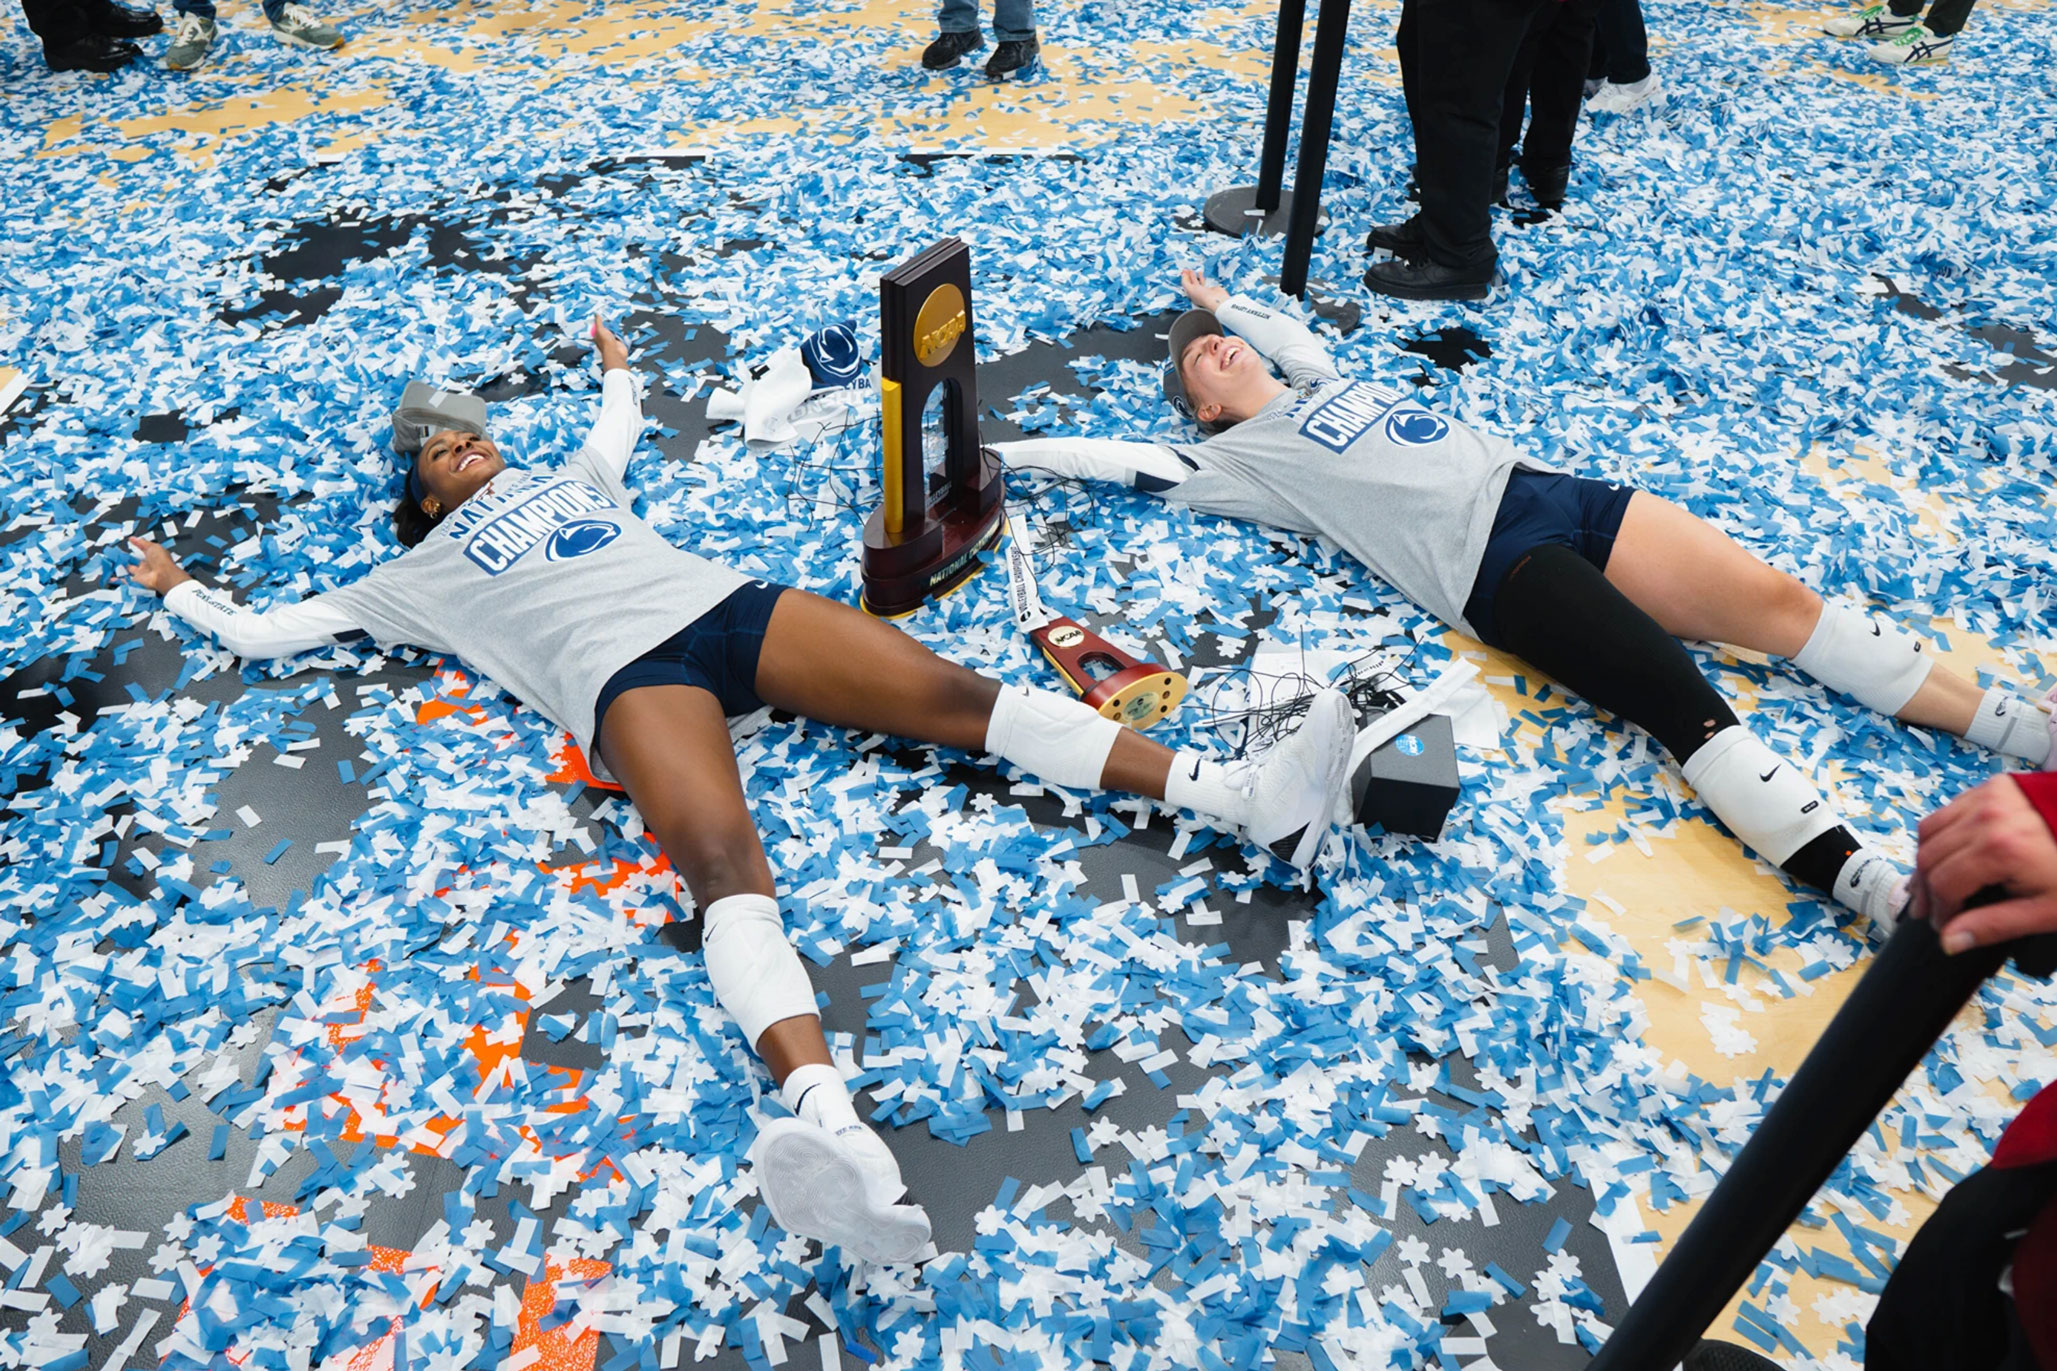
[174, 0, 218, 17]
[262, 0, 287, 22]
[937, 0, 978, 34]
[993, 0, 1036, 41]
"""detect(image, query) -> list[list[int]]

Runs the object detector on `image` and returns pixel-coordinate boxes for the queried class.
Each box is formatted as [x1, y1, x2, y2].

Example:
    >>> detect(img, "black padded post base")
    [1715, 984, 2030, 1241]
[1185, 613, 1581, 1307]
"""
[1201, 185, 1301, 239]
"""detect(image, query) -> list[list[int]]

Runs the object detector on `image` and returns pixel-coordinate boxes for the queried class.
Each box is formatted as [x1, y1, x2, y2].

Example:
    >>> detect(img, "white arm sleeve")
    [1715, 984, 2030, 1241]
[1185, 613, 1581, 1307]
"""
[1216, 295, 1341, 388]
[992, 436, 1193, 493]
[573, 368, 644, 485]
[164, 580, 367, 661]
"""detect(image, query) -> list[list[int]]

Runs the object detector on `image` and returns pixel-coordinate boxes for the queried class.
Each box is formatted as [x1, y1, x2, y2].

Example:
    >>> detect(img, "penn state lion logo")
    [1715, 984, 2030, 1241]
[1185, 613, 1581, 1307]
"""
[1385, 408, 1449, 447]
[545, 519, 622, 561]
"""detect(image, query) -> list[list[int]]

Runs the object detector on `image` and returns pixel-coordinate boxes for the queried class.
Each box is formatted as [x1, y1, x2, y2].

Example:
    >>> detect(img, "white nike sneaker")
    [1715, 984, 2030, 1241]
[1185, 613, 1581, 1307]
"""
[828, 1118, 907, 1206]
[1244, 687, 1356, 871]
[752, 1118, 932, 1263]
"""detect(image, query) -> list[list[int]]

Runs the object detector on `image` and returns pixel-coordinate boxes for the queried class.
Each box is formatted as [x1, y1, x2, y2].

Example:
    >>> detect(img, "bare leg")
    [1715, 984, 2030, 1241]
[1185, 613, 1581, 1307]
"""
[1604, 493, 1982, 733]
[596, 683, 828, 1083]
[752, 590, 1176, 798]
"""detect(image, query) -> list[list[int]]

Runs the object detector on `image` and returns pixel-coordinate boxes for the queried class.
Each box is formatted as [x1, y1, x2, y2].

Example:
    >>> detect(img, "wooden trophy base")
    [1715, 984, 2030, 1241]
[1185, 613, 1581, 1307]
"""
[860, 448, 1006, 618]
[1032, 617, 1187, 730]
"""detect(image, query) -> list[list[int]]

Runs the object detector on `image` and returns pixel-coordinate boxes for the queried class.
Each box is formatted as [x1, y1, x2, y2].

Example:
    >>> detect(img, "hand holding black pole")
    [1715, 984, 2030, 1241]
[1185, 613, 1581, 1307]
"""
[1587, 901, 2057, 1371]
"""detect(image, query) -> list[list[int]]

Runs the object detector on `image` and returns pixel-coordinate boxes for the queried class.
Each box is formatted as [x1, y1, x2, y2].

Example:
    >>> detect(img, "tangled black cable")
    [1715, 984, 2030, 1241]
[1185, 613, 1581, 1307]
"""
[1194, 643, 1425, 757]
[773, 414, 880, 529]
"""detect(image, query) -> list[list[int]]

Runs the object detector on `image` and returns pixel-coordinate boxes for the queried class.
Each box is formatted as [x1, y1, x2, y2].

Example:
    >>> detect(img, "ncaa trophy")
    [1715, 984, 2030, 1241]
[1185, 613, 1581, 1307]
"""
[1003, 508, 1188, 730]
[860, 238, 1008, 618]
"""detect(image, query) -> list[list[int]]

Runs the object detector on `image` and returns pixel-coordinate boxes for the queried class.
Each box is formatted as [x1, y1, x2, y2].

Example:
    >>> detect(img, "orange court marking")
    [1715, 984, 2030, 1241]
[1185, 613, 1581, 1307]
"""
[176, 1200, 607, 1371]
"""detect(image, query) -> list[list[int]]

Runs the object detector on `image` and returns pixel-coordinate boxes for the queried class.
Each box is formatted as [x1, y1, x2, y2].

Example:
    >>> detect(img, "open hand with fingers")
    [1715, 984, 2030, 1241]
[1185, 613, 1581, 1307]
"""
[1178, 269, 1228, 313]
[1912, 775, 2057, 953]
[591, 317, 630, 372]
[126, 537, 194, 597]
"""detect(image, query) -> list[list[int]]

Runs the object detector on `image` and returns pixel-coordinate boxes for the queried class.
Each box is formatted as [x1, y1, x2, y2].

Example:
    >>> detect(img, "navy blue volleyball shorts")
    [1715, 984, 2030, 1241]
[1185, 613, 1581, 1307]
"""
[1463, 471, 1637, 649]
[593, 580, 791, 738]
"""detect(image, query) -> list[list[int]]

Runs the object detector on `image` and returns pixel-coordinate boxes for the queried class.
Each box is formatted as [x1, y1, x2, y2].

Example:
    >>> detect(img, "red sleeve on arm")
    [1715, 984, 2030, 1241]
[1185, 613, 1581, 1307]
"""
[2012, 773, 2057, 839]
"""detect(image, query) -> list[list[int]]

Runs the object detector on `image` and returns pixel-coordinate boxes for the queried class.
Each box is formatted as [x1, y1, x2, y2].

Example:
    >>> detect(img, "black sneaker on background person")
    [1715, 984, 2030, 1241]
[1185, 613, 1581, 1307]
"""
[1366, 216, 1426, 254]
[1521, 162, 1569, 209]
[45, 31, 141, 69]
[85, 0, 162, 35]
[1363, 254, 1493, 303]
[920, 29, 984, 68]
[985, 31, 1038, 79]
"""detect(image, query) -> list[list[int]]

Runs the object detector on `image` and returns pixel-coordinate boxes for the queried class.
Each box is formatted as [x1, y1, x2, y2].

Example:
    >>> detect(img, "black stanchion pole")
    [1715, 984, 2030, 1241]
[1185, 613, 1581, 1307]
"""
[1588, 916, 2057, 1371]
[1254, 0, 1307, 212]
[1200, 0, 1307, 237]
[1280, 0, 1351, 299]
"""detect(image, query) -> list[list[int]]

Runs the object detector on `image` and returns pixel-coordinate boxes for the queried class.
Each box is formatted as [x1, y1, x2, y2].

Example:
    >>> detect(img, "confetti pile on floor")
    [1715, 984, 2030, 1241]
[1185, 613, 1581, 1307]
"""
[2, 0, 2055, 1368]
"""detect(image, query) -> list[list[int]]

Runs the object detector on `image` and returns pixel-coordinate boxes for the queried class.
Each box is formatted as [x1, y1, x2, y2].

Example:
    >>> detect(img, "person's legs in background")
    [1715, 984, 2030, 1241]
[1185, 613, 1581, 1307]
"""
[1592, 0, 1648, 81]
[163, 0, 215, 69]
[1866, 0, 1974, 63]
[265, 0, 343, 52]
[922, 0, 987, 69]
[1399, 0, 1423, 173]
[21, 0, 144, 69]
[984, 0, 1038, 79]
[990, 0, 1033, 42]
[1495, 4, 1553, 205]
[1587, 0, 1661, 111]
[1364, 0, 1435, 258]
[1374, 0, 1546, 299]
[1516, 0, 1603, 205]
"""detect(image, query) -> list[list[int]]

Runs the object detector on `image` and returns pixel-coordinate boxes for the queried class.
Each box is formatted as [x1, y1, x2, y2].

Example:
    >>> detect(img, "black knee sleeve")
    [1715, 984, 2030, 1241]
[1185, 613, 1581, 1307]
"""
[1491, 543, 1738, 760]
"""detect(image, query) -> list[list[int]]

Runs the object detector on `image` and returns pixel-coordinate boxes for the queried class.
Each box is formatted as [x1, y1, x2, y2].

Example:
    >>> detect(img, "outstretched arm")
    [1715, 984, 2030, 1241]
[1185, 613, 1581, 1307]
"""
[993, 436, 1195, 494]
[575, 319, 641, 484]
[1181, 269, 1340, 389]
[130, 537, 366, 661]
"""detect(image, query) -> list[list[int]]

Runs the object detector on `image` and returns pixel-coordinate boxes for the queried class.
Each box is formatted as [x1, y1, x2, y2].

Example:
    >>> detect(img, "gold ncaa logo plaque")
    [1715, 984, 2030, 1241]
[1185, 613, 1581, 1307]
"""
[913, 284, 968, 368]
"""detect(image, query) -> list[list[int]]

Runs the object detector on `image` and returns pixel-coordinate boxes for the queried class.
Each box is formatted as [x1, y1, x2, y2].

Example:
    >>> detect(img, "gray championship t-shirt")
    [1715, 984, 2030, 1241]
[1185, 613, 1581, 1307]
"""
[1166, 298, 1552, 637]
[323, 374, 750, 776]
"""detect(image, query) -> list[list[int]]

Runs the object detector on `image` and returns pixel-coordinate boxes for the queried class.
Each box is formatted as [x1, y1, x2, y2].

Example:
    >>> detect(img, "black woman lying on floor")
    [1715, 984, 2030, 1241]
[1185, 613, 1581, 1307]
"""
[994, 271, 2056, 936]
[125, 318, 1358, 1265]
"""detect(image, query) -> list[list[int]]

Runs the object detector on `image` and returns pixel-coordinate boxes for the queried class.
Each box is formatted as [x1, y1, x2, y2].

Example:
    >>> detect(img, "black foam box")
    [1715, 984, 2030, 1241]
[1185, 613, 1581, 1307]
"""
[1349, 709, 1460, 840]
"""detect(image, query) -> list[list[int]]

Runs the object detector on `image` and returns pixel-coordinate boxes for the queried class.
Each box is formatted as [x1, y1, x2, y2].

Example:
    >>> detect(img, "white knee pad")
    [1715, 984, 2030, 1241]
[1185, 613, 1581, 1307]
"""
[1790, 601, 1934, 716]
[983, 685, 1122, 791]
[701, 893, 819, 1048]
[1679, 726, 1845, 865]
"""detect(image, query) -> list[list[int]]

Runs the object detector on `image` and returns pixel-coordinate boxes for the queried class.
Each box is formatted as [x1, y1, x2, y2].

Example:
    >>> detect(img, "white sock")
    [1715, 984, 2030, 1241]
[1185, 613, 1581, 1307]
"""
[782, 1062, 858, 1131]
[1964, 685, 2052, 766]
[1164, 752, 1253, 827]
